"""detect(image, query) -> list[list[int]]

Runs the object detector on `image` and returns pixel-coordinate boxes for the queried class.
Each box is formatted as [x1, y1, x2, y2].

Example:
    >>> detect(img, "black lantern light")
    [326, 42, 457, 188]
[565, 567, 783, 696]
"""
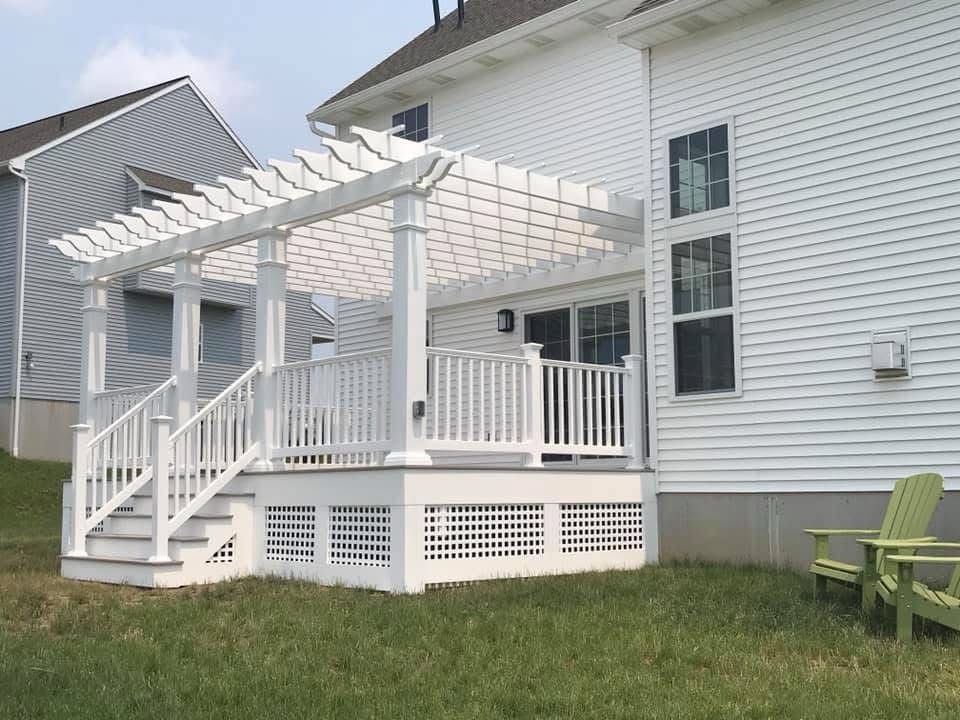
[497, 309, 515, 333]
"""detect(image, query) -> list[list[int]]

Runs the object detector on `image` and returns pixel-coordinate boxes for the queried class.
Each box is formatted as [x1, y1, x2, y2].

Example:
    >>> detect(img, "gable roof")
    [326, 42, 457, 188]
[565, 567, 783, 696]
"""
[0, 77, 187, 166]
[126, 165, 199, 196]
[318, 0, 578, 109]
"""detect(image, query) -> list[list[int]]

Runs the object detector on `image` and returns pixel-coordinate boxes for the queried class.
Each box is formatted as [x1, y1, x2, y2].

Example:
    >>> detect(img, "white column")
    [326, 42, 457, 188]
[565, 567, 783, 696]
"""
[170, 254, 203, 428]
[78, 280, 109, 428]
[149, 415, 172, 563]
[384, 191, 432, 467]
[67, 423, 92, 557]
[623, 354, 647, 470]
[249, 231, 287, 471]
[521, 343, 544, 468]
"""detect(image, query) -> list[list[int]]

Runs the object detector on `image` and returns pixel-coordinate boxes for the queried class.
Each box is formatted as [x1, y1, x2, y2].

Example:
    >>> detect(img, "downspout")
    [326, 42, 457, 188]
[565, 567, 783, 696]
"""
[8, 161, 29, 457]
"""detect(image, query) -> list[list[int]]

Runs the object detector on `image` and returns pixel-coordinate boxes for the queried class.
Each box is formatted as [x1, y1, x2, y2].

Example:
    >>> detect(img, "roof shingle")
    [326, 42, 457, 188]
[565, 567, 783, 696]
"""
[0, 77, 187, 165]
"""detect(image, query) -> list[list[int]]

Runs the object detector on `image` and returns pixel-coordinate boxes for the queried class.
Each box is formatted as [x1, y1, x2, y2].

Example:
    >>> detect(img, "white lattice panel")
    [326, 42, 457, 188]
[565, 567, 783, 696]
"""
[206, 535, 236, 564]
[265, 506, 316, 562]
[560, 503, 643, 553]
[424, 504, 545, 560]
[328, 506, 391, 567]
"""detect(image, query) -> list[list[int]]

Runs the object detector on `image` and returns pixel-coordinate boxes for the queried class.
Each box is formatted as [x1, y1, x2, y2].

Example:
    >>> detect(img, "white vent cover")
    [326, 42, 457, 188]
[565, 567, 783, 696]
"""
[328, 506, 392, 567]
[265, 506, 316, 562]
[560, 503, 643, 553]
[871, 329, 909, 378]
[424, 504, 545, 560]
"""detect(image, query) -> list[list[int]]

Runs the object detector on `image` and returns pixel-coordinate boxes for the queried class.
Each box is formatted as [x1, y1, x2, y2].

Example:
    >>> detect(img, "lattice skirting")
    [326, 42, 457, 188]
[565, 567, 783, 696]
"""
[257, 500, 647, 592]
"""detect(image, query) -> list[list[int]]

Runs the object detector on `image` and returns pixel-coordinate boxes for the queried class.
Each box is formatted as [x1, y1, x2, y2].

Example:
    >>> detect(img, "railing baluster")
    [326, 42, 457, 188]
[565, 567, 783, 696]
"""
[546, 365, 555, 446]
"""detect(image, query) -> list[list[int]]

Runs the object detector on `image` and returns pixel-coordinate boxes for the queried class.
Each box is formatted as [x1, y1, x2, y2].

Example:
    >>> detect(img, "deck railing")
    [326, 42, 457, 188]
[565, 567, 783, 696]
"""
[424, 348, 529, 451]
[92, 382, 172, 435]
[273, 349, 392, 463]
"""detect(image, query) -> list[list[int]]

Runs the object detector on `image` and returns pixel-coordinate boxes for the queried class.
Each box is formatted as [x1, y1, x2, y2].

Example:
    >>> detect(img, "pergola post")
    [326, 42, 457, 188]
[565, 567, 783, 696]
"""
[384, 190, 432, 467]
[78, 280, 109, 428]
[170, 254, 203, 428]
[250, 231, 287, 471]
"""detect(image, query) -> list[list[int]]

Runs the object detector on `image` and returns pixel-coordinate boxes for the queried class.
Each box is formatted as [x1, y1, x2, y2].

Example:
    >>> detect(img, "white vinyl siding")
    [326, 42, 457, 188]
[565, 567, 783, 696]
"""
[648, 0, 960, 491]
[338, 30, 647, 355]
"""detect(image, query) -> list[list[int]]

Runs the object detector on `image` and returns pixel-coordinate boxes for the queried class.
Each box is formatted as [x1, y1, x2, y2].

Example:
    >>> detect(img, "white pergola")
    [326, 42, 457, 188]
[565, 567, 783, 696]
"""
[53, 127, 644, 468]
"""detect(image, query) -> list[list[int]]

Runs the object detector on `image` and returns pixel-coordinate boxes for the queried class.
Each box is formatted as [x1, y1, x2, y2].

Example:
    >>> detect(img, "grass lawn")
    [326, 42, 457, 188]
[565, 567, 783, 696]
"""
[1, 451, 958, 719]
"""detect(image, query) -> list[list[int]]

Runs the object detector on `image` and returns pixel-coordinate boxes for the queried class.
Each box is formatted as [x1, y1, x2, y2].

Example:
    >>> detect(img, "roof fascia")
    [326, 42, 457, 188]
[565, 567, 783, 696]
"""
[307, 0, 616, 123]
[606, 0, 720, 45]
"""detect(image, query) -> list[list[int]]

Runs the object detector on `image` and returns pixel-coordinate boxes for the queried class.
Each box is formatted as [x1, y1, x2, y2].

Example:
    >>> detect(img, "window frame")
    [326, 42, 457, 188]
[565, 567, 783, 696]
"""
[197, 322, 205, 365]
[666, 225, 742, 402]
[662, 116, 737, 228]
[391, 102, 431, 142]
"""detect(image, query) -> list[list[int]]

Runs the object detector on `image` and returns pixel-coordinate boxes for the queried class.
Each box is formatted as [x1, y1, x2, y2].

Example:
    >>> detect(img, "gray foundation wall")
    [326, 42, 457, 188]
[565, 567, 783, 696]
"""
[0, 398, 78, 461]
[659, 491, 960, 580]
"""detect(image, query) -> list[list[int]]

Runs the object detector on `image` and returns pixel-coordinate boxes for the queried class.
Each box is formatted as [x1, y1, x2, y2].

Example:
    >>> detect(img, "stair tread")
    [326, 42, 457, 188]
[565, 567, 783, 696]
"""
[92, 533, 209, 543]
[130, 491, 256, 499]
[60, 554, 184, 567]
[108, 513, 233, 521]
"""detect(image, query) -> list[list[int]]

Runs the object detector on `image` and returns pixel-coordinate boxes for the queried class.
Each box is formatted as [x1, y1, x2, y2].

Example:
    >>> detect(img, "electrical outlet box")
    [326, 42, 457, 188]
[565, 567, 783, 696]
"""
[412, 400, 426, 418]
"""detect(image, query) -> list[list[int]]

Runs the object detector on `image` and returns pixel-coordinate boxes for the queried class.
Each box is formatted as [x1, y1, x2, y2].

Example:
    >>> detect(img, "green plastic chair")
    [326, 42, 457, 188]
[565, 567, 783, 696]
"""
[804, 472, 943, 609]
[863, 539, 960, 642]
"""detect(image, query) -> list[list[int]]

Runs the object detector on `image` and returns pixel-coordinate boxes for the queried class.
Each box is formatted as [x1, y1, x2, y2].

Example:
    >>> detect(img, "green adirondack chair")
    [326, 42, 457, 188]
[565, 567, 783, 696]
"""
[869, 540, 960, 642]
[804, 472, 943, 609]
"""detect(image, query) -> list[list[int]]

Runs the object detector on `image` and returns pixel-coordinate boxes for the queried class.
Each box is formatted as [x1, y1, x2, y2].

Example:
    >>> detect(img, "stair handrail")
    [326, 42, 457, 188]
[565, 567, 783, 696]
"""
[87, 376, 176, 448]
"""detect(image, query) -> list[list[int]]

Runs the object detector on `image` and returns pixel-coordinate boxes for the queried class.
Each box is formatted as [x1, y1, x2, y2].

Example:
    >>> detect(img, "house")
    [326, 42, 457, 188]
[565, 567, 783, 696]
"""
[307, 0, 960, 569]
[0, 77, 332, 461]
[50, 0, 959, 590]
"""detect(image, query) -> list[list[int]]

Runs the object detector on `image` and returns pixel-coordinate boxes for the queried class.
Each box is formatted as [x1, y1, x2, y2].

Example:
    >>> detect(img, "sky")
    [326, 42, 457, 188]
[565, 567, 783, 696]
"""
[0, 0, 461, 162]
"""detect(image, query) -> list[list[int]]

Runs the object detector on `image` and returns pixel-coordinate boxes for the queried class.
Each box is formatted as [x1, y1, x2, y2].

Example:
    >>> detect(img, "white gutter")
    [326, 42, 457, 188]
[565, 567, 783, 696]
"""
[7, 158, 29, 457]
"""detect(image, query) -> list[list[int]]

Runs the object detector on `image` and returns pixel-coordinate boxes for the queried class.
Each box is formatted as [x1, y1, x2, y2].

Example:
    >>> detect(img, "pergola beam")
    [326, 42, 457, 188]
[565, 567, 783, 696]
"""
[78, 153, 453, 282]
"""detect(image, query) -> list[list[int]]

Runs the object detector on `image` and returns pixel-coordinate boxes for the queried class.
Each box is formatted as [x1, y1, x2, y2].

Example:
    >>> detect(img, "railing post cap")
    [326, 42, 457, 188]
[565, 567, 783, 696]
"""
[520, 343, 543, 355]
[150, 415, 174, 424]
[622, 354, 644, 362]
[70, 423, 92, 431]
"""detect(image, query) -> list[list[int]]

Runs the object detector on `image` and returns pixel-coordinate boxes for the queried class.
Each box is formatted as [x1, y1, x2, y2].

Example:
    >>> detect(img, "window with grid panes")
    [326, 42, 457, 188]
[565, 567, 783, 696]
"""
[672, 234, 736, 395]
[392, 103, 429, 142]
[669, 124, 729, 218]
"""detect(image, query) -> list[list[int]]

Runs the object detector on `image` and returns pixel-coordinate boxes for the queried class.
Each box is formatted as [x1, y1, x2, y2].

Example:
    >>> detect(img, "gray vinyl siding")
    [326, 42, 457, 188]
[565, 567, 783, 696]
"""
[0, 175, 21, 397]
[19, 84, 256, 402]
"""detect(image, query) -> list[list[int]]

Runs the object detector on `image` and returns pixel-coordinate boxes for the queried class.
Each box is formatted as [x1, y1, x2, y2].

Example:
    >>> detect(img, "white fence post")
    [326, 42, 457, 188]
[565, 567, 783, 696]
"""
[250, 231, 287, 471]
[149, 416, 172, 563]
[521, 343, 544, 468]
[170, 254, 203, 429]
[384, 191, 432, 466]
[67, 423, 91, 557]
[623, 354, 646, 470]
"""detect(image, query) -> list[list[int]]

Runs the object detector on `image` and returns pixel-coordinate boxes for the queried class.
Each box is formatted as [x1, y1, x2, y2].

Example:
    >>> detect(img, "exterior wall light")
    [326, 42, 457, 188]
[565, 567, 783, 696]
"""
[497, 309, 515, 333]
[23, 351, 36, 371]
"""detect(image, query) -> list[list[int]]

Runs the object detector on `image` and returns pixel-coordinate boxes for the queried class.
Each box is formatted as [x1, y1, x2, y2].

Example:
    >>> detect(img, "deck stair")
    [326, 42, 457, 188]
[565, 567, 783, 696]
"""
[61, 366, 260, 588]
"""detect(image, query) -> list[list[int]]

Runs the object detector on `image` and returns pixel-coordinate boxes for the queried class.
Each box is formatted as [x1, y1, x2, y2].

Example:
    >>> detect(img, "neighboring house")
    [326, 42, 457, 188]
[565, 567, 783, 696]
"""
[307, 0, 960, 568]
[0, 77, 332, 461]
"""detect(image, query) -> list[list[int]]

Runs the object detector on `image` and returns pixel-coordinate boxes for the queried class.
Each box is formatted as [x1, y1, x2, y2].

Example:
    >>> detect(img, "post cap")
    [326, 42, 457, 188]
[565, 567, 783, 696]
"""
[149, 415, 174, 424]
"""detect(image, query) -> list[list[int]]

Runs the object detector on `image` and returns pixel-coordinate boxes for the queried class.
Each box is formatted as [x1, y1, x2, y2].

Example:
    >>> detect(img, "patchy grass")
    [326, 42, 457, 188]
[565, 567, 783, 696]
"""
[1, 450, 958, 720]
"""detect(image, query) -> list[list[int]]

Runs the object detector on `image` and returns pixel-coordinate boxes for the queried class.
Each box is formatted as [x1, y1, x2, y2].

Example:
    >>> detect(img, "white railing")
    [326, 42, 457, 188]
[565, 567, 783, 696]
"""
[541, 359, 628, 456]
[73, 377, 176, 542]
[273, 349, 392, 462]
[92, 383, 166, 434]
[424, 348, 529, 450]
[165, 363, 259, 535]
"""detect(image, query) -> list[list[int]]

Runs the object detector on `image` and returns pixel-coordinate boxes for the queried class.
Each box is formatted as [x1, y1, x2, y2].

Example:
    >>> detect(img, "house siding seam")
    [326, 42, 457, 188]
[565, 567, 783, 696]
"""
[18, 84, 322, 403]
[338, 31, 647, 355]
[647, 0, 960, 490]
[0, 174, 20, 398]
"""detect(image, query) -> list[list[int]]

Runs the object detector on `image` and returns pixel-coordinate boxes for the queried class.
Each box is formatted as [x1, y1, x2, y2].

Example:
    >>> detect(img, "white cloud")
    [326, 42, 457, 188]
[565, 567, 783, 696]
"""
[0, 0, 50, 14]
[76, 31, 254, 112]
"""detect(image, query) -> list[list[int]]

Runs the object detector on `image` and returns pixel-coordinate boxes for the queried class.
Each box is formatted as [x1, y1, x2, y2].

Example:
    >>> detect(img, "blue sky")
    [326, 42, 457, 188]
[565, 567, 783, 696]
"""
[1, 0, 460, 162]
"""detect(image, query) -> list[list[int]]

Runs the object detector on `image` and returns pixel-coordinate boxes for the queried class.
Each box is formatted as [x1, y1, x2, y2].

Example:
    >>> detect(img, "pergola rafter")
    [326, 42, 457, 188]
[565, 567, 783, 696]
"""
[50, 127, 643, 300]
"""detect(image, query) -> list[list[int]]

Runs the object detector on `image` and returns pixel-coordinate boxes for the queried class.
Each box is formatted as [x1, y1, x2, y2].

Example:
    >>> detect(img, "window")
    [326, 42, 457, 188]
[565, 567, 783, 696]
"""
[577, 301, 630, 367]
[671, 234, 736, 395]
[311, 335, 335, 360]
[669, 124, 729, 218]
[392, 103, 429, 142]
[197, 323, 204, 364]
